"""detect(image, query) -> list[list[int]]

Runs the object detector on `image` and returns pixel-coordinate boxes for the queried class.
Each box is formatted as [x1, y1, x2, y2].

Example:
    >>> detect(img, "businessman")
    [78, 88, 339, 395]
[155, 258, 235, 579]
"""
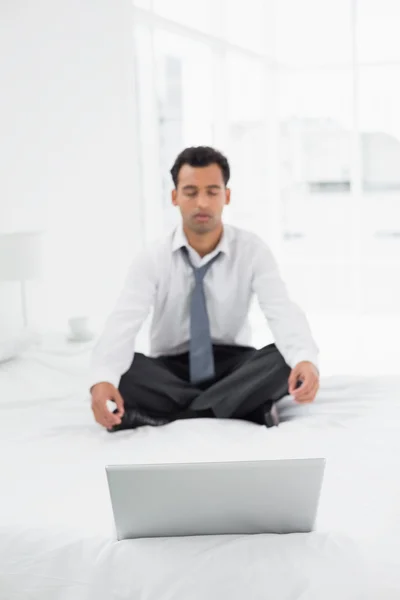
[90, 146, 319, 432]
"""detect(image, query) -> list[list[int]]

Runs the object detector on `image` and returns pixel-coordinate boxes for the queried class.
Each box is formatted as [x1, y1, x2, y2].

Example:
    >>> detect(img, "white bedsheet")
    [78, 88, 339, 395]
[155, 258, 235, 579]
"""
[1, 346, 400, 599]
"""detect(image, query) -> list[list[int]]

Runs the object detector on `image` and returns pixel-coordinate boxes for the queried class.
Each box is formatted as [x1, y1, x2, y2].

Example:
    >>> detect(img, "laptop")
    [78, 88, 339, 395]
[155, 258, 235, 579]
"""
[106, 458, 325, 540]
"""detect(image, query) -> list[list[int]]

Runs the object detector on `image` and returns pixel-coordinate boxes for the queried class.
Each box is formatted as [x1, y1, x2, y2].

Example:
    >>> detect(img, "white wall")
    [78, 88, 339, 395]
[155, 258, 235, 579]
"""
[0, 0, 142, 330]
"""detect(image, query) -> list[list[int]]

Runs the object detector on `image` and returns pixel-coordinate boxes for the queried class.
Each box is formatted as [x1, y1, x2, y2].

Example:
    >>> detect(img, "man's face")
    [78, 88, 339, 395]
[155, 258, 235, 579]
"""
[172, 164, 230, 234]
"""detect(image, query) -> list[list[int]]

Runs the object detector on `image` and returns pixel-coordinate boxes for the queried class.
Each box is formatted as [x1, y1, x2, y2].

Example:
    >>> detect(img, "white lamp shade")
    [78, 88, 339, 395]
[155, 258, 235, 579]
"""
[0, 231, 44, 281]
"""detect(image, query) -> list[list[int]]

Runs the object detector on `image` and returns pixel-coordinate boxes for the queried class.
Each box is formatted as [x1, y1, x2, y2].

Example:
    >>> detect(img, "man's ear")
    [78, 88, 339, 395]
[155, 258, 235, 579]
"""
[172, 188, 178, 206]
[225, 188, 231, 206]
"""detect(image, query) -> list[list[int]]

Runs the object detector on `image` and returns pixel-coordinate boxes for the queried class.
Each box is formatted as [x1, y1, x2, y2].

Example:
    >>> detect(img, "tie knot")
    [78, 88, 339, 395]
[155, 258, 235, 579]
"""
[194, 264, 209, 283]
[181, 247, 221, 282]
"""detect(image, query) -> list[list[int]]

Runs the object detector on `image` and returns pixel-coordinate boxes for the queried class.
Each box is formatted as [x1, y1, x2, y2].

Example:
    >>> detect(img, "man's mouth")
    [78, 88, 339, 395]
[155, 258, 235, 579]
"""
[194, 214, 212, 222]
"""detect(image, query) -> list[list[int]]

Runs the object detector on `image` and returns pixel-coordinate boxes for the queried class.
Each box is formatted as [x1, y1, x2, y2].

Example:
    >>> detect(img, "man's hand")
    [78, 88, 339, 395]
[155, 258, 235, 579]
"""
[91, 382, 125, 429]
[288, 361, 319, 404]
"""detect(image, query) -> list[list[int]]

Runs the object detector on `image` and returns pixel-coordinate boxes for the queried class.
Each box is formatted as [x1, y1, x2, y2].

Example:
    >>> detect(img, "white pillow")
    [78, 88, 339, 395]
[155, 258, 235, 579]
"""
[0, 327, 35, 363]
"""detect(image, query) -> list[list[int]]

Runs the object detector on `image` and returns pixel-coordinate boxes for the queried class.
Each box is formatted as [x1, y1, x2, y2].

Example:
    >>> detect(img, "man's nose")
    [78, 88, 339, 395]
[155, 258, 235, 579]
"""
[196, 193, 210, 210]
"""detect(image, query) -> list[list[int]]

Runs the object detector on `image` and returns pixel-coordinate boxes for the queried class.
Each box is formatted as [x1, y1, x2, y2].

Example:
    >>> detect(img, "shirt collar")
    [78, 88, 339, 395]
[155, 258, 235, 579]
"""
[172, 225, 230, 258]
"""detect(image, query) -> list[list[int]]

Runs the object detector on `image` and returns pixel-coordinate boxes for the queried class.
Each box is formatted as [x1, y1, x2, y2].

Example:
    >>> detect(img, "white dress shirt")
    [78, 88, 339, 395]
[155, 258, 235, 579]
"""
[89, 225, 319, 390]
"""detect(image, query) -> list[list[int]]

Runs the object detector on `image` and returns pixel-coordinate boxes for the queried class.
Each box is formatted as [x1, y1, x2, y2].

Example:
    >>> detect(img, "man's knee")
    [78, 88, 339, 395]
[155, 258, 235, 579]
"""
[259, 344, 291, 374]
[119, 353, 153, 384]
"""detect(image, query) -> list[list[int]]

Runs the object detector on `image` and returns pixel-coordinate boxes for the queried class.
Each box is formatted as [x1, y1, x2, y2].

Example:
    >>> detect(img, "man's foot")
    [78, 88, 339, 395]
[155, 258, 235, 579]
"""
[263, 401, 280, 428]
[243, 401, 279, 427]
[107, 408, 170, 433]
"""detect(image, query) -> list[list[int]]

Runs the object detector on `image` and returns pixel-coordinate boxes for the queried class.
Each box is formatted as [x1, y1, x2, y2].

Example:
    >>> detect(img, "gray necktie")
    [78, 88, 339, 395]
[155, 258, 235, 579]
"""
[181, 247, 221, 384]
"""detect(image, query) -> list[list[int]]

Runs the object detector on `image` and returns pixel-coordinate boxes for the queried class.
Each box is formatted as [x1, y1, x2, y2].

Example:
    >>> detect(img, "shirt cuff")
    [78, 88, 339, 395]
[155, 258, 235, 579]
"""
[88, 368, 121, 393]
[291, 352, 320, 373]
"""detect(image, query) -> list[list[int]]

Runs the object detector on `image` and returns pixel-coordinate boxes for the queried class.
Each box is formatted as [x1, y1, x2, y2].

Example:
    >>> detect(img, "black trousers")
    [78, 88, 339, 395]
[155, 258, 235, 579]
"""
[118, 344, 291, 423]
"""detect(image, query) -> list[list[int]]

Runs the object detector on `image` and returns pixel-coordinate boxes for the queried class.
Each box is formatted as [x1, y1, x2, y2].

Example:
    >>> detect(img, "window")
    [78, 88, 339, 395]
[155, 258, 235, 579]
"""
[275, 0, 352, 67]
[154, 30, 214, 228]
[357, 0, 400, 62]
[278, 69, 353, 263]
[221, 0, 274, 54]
[358, 66, 400, 315]
[132, 0, 400, 342]
[223, 53, 270, 235]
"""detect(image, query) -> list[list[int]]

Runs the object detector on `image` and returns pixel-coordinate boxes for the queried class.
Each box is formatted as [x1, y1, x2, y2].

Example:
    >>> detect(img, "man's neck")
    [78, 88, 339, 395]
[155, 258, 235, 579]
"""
[183, 223, 223, 258]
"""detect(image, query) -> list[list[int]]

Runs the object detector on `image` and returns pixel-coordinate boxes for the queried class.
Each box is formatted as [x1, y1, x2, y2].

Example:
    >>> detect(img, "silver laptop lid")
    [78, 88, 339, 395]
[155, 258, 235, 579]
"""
[106, 458, 326, 540]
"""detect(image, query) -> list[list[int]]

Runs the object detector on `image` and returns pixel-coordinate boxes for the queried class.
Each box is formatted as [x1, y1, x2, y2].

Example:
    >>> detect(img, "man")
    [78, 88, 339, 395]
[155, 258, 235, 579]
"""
[90, 146, 319, 432]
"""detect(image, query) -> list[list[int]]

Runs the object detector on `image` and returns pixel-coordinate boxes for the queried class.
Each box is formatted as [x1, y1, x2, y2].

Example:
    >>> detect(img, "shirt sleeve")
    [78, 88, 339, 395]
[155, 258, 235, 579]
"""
[88, 249, 157, 391]
[251, 237, 319, 370]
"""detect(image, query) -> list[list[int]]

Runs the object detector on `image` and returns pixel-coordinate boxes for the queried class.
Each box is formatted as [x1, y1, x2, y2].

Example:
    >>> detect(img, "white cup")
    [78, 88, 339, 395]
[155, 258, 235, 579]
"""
[68, 316, 93, 341]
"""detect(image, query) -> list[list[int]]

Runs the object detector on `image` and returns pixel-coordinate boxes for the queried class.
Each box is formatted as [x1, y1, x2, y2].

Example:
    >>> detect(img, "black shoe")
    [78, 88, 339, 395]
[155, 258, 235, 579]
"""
[263, 401, 279, 428]
[107, 408, 169, 433]
[241, 401, 279, 427]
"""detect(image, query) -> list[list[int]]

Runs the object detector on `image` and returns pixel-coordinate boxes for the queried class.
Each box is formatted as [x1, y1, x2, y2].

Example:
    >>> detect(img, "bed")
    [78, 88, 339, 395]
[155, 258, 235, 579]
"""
[1, 341, 400, 599]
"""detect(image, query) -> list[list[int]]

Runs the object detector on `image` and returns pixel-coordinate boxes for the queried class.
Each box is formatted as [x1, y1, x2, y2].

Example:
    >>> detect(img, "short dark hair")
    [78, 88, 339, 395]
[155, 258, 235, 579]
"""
[170, 146, 230, 188]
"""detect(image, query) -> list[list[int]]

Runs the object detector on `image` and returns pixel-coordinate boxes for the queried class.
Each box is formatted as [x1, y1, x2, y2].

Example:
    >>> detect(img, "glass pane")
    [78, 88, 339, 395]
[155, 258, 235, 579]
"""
[278, 69, 353, 263]
[357, 0, 400, 62]
[360, 265, 400, 315]
[133, 24, 165, 242]
[153, 0, 214, 33]
[226, 53, 266, 122]
[223, 54, 269, 235]
[221, 0, 274, 55]
[358, 67, 400, 271]
[275, 0, 352, 67]
[153, 30, 214, 228]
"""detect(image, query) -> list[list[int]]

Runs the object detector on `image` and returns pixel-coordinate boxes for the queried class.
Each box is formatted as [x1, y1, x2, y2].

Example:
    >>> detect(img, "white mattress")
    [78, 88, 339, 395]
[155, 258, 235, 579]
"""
[1, 344, 400, 600]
